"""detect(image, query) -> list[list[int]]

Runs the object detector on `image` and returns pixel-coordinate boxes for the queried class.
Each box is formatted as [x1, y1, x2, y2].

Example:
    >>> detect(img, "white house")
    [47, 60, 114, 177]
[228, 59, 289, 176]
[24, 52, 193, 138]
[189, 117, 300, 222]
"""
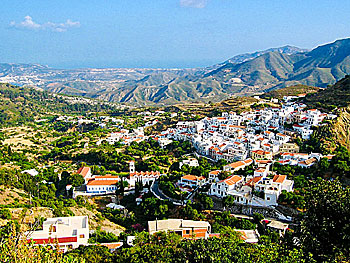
[209, 175, 243, 198]
[179, 158, 199, 169]
[86, 176, 120, 194]
[223, 159, 253, 173]
[77, 167, 93, 184]
[26, 216, 89, 252]
[179, 175, 206, 188]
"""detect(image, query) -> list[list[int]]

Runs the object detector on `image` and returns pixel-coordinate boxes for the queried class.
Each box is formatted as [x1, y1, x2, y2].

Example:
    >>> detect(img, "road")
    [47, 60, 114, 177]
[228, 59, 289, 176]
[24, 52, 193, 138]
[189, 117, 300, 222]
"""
[151, 180, 182, 205]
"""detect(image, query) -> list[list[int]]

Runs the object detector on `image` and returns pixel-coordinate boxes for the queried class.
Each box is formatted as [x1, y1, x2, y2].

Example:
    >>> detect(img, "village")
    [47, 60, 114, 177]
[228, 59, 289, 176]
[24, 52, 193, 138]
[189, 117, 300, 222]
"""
[16, 94, 340, 256]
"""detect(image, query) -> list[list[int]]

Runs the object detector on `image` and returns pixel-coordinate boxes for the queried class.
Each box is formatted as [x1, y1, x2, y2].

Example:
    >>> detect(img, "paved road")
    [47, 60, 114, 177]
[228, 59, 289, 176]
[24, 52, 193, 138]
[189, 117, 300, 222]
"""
[151, 181, 168, 200]
[151, 180, 183, 205]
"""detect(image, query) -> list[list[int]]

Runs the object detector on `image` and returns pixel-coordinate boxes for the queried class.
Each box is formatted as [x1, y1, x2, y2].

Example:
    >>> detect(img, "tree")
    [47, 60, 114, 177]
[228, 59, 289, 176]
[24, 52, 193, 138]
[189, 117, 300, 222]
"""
[299, 179, 350, 262]
[0, 208, 12, 220]
[88, 227, 118, 244]
[223, 195, 235, 208]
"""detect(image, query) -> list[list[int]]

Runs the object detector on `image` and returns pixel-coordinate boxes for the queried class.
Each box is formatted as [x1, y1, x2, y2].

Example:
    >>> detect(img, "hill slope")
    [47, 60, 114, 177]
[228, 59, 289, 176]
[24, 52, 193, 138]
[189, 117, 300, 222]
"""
[0, 83, 119, 126]
[303, 76, 350, 151]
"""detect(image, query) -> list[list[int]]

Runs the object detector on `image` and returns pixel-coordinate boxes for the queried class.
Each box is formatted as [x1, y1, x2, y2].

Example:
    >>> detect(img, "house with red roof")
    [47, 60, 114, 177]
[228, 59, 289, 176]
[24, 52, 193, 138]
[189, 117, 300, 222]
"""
[209, 175, 243, 198]
[77, 166, 92, 184]
[251, 150, 273, 160]
[179, 175, 206, 188]
[223, 159, 253, 173]
[86, 175, 120, 194]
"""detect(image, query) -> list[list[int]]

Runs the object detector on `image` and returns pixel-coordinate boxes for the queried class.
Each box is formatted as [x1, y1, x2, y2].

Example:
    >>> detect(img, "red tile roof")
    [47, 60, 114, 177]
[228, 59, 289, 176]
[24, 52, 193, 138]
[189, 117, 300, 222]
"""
[87, 179, 119, 186]
[182, 175, 206, 181]
[77, 167, 91, 178]
[220, 175, 242, 186]
[273, 175, 286, 183]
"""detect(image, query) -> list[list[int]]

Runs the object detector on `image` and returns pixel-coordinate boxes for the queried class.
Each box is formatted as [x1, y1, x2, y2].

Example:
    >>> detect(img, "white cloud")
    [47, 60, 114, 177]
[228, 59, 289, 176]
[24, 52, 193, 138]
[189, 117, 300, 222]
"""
[180, 0, 208, 8]
[10, 16, 80, 32]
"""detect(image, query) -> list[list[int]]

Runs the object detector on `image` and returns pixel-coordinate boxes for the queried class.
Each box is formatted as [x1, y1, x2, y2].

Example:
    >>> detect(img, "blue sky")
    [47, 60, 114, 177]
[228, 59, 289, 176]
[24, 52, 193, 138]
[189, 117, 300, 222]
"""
[0, 0, 349, 68]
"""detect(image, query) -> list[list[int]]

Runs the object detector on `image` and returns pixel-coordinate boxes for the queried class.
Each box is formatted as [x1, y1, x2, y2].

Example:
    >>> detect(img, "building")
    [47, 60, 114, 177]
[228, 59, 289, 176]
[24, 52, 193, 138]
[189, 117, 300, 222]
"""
[128, 161, 162, 186]
[77, 167, 93, 184]
[223, 159, 253, 173]
[235, 229, 260, 243]
[179, 158, 199, 169]
[148, 219, 211, 239]
[129, 171, 162, 186]
[86, 176, 120, 194]
[210, 175, 243, 198]
[280, 143, 300, 153]
[26, 216, 89, 252]
[178, 175, 206, 188]
[251, 150, 273, 160]
[208, 170, 221, 183]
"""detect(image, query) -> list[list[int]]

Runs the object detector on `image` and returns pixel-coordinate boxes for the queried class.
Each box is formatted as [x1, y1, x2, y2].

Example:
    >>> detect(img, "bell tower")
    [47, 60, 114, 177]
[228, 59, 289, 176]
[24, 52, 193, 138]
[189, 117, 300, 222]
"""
[129, 161, 135, 174]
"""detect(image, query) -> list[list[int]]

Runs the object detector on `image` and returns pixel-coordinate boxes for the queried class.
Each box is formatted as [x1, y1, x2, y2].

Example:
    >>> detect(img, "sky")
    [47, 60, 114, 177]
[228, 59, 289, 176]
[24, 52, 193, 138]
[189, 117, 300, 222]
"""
[0, 0, 349, 69]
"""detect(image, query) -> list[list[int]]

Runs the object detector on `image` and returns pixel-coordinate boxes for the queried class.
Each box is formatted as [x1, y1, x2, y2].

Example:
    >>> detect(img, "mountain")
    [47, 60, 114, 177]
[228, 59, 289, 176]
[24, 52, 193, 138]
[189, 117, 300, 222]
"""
[1, 38, 350, 105]
[207, 38, 350, 94]
[224, 45, 308, 65]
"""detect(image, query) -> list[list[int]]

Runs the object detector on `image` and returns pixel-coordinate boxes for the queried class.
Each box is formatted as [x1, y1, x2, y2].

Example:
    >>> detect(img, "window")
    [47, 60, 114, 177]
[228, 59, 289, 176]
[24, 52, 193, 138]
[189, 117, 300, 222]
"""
[52, 226, 56, 232]
[266, 197, 270, 201]
[186, 230, 190, 235]
[79, 234, 85, 238]
[72, 230, 77, 236]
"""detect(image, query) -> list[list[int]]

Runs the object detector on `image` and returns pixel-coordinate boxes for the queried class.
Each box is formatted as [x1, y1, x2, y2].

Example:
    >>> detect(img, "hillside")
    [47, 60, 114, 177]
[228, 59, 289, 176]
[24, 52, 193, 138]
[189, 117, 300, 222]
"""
[0, 83, 120, 126]
[304, 75, 350, 109]
[303, 76, 350, 151]
[1, 38, 350, 105]
[262, 84, 320, 99]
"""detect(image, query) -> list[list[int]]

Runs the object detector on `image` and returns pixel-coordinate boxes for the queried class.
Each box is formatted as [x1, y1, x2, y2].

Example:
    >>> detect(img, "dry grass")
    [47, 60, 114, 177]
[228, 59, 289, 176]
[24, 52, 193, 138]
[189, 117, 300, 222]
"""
[69, 206, 125, 236]
[0, 185, 28, 205]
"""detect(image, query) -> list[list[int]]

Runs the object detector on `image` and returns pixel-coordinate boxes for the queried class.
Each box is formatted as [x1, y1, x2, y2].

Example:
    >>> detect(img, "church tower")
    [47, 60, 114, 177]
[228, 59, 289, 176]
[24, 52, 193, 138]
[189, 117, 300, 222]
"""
[129, 161, 135, 174]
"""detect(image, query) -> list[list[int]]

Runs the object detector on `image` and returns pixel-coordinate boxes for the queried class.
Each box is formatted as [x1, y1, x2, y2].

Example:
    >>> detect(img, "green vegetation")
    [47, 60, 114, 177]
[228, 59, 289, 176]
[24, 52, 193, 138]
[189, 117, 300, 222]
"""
[262, 84, 319, 100]
[304, 75, 350, 110]
[88, 227, 119, 244]
[0, 83, 117, 127]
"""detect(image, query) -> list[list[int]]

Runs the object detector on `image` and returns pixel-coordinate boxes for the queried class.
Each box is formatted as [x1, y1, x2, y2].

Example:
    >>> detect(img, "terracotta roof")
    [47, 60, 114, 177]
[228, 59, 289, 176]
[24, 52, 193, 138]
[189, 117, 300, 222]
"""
[220, 175, 242, 186]
[209, 170, 221, 175]
[273, 175, 286, 183]
[255, 168, 266, 173]
[246, 176, 263, 186]
[182, 175, 206, 181]
[77, 167, 91, 178]
[100, 242, 123, 249]
[130, 171, 161, 178]
[252, 150, 271, 155]
[227, 160, 247, 169]
[255, 160, 272, 164]
[244, 159, 253, 165]
[299, 157, 317, 166]
[87, 179, 119, 186]
[94, 175, 120, 180]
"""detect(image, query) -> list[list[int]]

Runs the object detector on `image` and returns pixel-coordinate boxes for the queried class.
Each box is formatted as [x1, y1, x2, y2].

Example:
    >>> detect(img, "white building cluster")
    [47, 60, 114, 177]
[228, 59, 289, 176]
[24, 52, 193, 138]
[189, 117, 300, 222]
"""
[154, 99, 336, 208]
[155, 101, 335, 163]
[97, 127, 147, 146]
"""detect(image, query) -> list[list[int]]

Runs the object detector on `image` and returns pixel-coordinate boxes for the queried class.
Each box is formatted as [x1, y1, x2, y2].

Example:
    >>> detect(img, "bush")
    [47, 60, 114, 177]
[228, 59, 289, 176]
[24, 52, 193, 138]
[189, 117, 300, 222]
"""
[0, 208, 12, 219]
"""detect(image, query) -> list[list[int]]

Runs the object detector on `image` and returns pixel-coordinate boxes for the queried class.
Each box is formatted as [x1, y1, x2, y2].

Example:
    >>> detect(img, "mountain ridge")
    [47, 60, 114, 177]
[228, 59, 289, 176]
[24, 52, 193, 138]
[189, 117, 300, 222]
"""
[1, 38, 350, 105]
